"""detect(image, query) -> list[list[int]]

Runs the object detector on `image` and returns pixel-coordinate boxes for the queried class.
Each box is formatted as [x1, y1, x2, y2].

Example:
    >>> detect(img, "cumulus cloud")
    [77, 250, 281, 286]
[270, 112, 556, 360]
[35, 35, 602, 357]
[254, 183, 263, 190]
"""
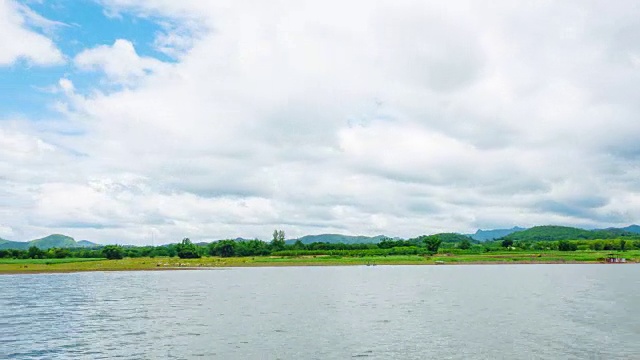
[74, 39, 169, 85]
[0, 0, 64, 66]
[2, 0, 640, 243]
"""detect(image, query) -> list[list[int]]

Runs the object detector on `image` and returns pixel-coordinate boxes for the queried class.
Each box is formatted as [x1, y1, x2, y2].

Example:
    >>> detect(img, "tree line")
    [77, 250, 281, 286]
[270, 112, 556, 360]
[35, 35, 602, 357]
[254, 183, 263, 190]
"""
[0, 231, 450, 260]
[1, 230, 638, 260]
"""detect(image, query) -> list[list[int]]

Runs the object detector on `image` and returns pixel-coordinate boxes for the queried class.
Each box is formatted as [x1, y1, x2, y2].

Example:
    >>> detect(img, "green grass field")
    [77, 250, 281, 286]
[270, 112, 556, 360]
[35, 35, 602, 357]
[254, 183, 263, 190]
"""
[0, 258, 104, 265]
[0, 250, 637, 274]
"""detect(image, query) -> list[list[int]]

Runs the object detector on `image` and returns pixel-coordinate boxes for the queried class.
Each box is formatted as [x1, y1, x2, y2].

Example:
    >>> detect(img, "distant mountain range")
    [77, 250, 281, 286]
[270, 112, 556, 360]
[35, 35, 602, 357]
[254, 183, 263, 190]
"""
[611, 225, 640, 234]
[468, 227, 527, 241]
[0, 234, 99, 250]
[286, 234, 391, 245]
[500, 225, 640, 242]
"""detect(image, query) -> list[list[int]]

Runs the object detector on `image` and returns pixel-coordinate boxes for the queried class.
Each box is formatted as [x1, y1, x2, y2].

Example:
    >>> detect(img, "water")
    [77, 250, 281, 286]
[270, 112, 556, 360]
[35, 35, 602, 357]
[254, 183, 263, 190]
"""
[1, 265, 639, 359]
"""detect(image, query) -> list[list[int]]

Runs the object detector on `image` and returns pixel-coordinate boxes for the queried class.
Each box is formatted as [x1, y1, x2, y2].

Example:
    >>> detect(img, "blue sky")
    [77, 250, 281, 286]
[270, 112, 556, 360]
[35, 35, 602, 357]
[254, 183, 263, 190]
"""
[1, 0, 640, 244]
[2, 0, 171, 118]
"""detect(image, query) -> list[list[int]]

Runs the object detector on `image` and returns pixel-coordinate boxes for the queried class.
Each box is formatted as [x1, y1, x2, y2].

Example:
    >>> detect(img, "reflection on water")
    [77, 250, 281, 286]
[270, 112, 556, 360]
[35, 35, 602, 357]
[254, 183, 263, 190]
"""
[1, 265, 639, 359]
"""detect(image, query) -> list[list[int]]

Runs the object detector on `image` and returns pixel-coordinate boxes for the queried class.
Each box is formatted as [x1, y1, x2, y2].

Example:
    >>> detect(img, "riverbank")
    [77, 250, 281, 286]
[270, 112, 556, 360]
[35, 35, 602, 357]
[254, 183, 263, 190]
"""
[1, 251, 638, 274]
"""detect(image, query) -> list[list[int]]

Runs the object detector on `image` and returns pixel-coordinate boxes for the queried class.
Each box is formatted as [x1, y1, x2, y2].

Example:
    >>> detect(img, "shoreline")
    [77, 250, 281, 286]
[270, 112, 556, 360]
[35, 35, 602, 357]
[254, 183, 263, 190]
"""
[1, 258, 636, 275]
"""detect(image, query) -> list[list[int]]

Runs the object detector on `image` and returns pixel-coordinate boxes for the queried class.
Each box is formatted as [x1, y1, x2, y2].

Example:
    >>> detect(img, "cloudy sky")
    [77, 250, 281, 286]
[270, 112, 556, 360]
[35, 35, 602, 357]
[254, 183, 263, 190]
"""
[1, 0, 639, 244]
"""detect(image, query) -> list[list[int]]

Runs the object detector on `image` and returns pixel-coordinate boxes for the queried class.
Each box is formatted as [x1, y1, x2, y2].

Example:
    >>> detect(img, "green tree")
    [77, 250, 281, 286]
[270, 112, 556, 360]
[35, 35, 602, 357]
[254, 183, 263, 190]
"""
[53, 248, 70, 258]
[176, 238, 201, 259]
[292, 240, 306, 250]
[27, 246, 44, 259]
[271, 230, 286, 251]
[620, 239, 627, 251]
[423, 236, 442, 255]
[236, 239, 270, 256]
[558, 240, 578, 251]
[208, 240, 237, 257]
[102, 245, 124, 260]
[501, 239, 514, 248]
[458, 238, 471, 250]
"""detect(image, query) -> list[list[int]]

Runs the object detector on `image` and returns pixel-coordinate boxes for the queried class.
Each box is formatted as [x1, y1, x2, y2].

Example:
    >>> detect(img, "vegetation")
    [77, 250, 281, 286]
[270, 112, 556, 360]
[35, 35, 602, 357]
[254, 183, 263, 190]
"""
[102, 245, 124, 260]
[270, 230, 286, 251]
[287, 234, 389, 245]
[502, 239, 514, 248]
[1, 227, 640, 274]
[0, 234, 98, 250]
[421, 235, 443, 254]
[0, 250, 638, 274]
[176, 238, 201, 259]
[499, 225, 637, 242]
[558, 240, 578, 251]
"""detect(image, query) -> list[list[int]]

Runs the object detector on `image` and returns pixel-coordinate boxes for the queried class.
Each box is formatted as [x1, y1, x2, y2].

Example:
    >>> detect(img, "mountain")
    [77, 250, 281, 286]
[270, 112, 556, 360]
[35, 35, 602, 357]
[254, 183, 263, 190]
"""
[439, 233, 475, 243]
[30, 234, 77, 249]
[469, 227, 526, 241]
[0, 240, 31, 250]
[76, 240, 99, 248]
[499, 225, 637, 242]
[0, 234, 99, 250]
[615, 225, 640, 234]
[286, 234, 390, 245]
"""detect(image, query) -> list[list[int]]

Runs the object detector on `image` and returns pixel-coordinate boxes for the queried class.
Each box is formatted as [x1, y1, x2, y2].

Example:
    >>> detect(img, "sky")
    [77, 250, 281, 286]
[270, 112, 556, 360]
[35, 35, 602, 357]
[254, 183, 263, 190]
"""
[1, 0, 640, 244]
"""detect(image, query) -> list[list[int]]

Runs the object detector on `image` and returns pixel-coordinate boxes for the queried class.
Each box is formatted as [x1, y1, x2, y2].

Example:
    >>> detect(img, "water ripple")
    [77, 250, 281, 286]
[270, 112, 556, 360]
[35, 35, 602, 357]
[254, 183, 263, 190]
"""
[0, 266, 639, 359]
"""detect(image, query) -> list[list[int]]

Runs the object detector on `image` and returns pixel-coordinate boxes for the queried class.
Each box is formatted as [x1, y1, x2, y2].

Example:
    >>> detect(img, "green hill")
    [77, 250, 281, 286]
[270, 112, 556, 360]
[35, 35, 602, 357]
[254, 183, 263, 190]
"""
[0, 235, 99, 250]
[500, 225, 636, 242]
[30, 234, 77, 248]
[287, 234, 389, 245]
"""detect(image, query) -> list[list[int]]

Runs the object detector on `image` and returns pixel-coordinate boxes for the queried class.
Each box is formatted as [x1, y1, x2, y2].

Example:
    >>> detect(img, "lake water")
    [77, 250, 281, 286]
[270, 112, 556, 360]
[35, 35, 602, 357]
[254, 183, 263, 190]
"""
[1, 265, 639, 359]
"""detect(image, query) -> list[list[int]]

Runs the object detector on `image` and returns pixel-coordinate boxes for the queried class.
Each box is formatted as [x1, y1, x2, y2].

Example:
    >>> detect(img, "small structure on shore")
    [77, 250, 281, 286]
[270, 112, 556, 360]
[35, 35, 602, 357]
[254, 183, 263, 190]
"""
[605, 255, 626, 263]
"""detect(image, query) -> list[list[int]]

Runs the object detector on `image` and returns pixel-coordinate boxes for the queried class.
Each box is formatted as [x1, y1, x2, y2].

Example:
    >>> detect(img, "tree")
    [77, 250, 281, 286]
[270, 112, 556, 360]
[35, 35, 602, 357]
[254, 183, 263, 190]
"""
[53, 248, 70, 259]
[458, 238, 471, 250]
[235, 239, 270, 256]
[27, 246, 44, 259]
[501, 239, 514, 248]
[292, 240, 306, 250]
[208, 240, 237, 257]
[271, 229, 286, 251]
[176, 238, 201, 259]
[422, 236, 442, 255]
[102, 245, 124, 260]
[558, 240, 577, 251]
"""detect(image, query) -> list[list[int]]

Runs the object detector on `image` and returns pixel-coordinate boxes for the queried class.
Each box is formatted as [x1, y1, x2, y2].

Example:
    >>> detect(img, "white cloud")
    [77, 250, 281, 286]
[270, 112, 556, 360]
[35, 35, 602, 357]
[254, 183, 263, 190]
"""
[74, 39, 169, 85]
[3, 0, 640, 243]
[0, 224, 14, 238]
[58, 78, 74, 94]
[0, 0, 64, 66]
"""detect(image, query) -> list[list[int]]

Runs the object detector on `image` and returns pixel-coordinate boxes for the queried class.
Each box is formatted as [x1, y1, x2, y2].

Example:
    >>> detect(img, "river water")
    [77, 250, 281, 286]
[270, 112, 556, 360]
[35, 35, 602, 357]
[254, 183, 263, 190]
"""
[1, 265, 639, 359]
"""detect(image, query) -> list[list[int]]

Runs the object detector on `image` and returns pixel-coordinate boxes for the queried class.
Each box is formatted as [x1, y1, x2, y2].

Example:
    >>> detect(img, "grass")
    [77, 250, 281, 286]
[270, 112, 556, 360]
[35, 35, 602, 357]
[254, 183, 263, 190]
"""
[0, 250, 638, 274]
[0, 258, 104, 265]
